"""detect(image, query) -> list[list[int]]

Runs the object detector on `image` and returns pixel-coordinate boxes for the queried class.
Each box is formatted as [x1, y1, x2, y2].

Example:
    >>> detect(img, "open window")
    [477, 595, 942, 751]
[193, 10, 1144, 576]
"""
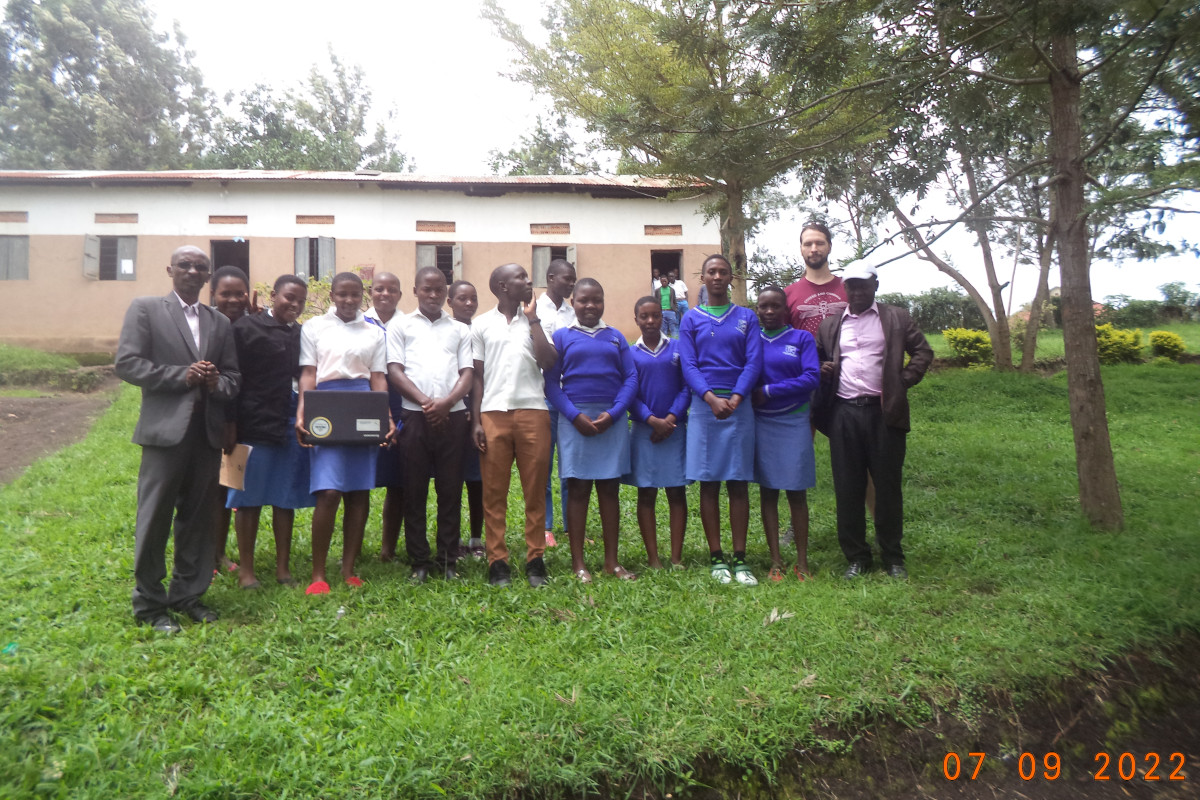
[416, 243, 463, 284]
[295, 237, 335, 281]
[83, 235, 136, 281]
[531, 244, 577, 288]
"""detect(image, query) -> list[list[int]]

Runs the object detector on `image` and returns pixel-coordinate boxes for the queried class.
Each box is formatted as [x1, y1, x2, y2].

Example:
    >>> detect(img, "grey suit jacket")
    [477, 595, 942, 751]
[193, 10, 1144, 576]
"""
[115, 293, 240, 449]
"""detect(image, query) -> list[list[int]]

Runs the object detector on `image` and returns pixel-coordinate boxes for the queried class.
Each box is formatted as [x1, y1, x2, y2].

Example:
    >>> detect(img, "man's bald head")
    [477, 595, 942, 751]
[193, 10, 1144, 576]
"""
[170, 245, 209, 268]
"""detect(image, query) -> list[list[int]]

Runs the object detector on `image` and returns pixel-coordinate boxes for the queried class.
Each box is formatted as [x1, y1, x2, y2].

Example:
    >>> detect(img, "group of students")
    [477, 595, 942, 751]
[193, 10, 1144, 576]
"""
[205, 251, 825, 593]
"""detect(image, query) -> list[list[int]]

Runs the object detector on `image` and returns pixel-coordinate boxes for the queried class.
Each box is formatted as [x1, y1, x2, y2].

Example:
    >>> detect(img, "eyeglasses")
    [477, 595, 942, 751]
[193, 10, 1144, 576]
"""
[173, 261, 211, 274]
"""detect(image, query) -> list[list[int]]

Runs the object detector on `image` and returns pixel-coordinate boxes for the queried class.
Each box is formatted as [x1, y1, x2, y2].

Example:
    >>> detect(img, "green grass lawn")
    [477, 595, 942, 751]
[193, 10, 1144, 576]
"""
[926, 321, 1200, 362]
[2, 364, 1198, 798]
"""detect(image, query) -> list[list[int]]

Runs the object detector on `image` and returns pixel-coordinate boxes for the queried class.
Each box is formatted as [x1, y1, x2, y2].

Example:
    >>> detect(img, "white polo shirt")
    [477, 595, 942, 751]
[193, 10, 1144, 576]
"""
[471, 306, 547, 412]
[386, 309, 472, 412]
[299, 308, 386, 384]
[536, 292, 576, 339]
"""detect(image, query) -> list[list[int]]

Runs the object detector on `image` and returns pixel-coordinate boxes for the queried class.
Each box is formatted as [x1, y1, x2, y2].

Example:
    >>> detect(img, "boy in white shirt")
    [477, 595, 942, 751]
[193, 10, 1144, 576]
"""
[387, 267, 473, 583]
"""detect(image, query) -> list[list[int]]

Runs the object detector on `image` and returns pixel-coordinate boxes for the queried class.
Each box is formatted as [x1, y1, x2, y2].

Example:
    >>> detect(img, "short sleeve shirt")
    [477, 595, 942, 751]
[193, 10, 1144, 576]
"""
[386, 310, 472, 412]
[299, 308, 386, 384]
[471, 307, 547, 412]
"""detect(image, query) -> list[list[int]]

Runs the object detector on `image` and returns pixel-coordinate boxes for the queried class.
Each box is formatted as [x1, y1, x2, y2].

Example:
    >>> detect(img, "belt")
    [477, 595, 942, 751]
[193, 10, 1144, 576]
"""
[837, 395, 881, 406]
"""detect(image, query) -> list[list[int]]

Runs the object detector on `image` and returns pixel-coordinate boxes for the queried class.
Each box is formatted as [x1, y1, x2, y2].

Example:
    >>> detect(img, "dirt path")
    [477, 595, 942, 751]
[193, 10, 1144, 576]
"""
[0, 376, 120, 486]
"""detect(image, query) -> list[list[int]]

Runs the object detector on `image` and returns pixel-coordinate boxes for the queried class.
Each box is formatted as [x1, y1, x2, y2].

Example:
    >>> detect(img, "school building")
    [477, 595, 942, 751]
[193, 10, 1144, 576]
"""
[0, 170, 720, 352]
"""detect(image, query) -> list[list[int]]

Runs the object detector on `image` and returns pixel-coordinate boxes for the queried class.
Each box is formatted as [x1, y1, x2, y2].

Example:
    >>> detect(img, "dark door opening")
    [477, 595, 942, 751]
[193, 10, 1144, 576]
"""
[650, 250, 682, 286]
[211, 239, 250, 276]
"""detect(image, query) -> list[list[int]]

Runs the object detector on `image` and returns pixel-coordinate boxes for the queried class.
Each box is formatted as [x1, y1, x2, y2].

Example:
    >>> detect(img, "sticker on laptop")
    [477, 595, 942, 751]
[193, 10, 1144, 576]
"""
[356, 419, 381, 432]
[309, 417, 332, 438]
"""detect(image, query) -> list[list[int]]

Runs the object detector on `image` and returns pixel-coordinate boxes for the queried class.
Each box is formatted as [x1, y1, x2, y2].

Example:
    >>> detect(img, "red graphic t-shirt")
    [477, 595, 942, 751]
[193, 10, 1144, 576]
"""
[784, 276, 847, 335]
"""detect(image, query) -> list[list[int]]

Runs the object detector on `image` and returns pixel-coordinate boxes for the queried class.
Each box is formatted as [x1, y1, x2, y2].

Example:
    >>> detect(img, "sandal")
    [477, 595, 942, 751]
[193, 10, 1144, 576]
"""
[793, 565, 811, 582]
[305, 580, 330, 595]
[608, 565, 637, 581]
[767, 566, 785, 583]
[732, 563, 759, 586]
[574, 568, 593, 584]
[710, 562, 732, 584]
[345, 576, 364, 588]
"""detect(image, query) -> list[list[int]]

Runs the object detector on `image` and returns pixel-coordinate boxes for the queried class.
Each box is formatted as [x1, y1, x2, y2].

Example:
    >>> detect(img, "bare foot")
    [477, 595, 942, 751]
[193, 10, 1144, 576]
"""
[606, 565, 637, 581]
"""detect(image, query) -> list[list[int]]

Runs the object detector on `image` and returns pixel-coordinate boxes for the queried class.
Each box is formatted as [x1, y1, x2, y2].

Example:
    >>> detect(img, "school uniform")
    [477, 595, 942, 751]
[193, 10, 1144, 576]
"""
[543, 322, 637, 480]
[671, 278, 689, 318]
[623, 335, 690, 489]
[365, 308, 405, 489]
[299, 308, 387, 493]
[226, 310, 313, 510]
[753, 327, 820, 491]
[535, 293, 574, 531]
[387, 309, 472, 569]
[471, 306, 552, 565]
[677, 304, 763, 482]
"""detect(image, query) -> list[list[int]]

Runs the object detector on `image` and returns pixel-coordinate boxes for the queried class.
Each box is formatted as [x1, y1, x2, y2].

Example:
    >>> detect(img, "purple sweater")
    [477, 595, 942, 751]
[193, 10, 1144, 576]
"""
[544, 325, 637, 420]
[629, 337, 690, 423]
[755, 327, 820, 416]
[677, 304, 763, 398]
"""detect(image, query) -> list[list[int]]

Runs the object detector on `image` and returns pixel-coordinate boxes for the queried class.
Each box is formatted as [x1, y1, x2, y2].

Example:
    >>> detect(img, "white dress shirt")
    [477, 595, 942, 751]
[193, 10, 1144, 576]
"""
[300, 308, 386, 385]
[471, 306, 547, 412]
[386, 309, 472, 412]
[535, 292, 576, 339]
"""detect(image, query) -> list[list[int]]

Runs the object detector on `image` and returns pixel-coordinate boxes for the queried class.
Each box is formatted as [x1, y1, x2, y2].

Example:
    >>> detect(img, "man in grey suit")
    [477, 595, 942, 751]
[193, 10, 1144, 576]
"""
[115, 246, 240, 633]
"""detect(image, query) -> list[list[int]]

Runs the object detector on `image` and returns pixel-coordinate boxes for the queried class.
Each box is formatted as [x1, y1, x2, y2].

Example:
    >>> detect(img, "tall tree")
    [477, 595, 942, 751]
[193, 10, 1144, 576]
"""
[0, 0, 212, 169]
[484, 0, 887, 303]
[488, 113, 601, 175]
[204, 49, 408, 172]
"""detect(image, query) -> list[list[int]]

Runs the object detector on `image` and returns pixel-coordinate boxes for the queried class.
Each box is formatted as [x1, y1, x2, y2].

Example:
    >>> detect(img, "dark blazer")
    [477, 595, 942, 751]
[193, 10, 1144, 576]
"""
[115, 293, 240, 448]
[812, 302, 933, 432]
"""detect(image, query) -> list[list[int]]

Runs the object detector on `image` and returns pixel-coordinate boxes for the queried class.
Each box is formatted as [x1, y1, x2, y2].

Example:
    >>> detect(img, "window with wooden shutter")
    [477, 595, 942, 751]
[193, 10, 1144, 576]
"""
[0, 236, 29, 280]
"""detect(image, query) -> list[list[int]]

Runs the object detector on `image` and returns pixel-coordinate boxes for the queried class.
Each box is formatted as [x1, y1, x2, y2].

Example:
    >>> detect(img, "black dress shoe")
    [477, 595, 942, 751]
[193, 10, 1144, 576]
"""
[177, 603, 218, 624]
[885, 564, 908, 580]
[442, 563, 459, 581]
[488, 559, 512, 587]
[140, 613, 181, 634]
[410, 566, 429, 585]
[843, 561, 869, 580]
[525, 556, 548, 588]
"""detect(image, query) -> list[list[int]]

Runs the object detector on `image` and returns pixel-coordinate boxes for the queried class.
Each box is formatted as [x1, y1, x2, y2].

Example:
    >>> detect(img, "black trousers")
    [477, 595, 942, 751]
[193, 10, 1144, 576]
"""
[400, 408, 468, 568]
[827, 399, 908, 567]
[132, 411, 219, 617]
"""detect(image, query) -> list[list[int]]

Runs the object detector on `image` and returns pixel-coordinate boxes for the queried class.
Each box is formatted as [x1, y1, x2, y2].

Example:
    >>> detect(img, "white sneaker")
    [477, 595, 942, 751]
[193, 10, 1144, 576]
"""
[733, 564, 759, 586]
[710, 562, 732, 584]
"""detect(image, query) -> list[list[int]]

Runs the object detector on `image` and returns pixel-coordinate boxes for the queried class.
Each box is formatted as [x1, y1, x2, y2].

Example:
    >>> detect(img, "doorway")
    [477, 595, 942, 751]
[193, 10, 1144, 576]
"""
[211, 239, 250, 276]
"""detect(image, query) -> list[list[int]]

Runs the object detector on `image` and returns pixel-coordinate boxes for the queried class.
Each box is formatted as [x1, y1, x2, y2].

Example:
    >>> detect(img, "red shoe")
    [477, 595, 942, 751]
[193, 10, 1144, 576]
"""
[544, 530, 558, 547]
[305, 580, 331, 595]
[793, 565, 811, 582]
[345, 576, 364, 588]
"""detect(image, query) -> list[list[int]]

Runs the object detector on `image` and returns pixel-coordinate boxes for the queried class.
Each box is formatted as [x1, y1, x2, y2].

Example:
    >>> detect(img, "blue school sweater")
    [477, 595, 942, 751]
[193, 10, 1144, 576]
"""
[544, 324, 638, 421]
[629, 337, 690, 423]
[755, 327, 820, 416]
[677, 305, 763, 398]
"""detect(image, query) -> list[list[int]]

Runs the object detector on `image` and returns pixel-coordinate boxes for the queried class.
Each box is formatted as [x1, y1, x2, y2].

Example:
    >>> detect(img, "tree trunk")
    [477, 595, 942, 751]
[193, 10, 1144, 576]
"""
[1020, 207, 1056, 373]
[958, 149, 1014, 369]
[1048, 32, 1123, 530]
[721, 179, 750, 306]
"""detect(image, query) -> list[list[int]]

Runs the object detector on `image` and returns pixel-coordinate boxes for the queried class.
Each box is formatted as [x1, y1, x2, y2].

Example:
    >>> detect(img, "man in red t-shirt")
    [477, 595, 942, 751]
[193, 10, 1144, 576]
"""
[785, 221, 847, 335]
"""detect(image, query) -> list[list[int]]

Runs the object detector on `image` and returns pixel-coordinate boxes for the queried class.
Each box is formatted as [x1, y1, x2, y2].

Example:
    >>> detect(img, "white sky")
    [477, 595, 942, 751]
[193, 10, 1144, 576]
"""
[148, 0, 1196, 306]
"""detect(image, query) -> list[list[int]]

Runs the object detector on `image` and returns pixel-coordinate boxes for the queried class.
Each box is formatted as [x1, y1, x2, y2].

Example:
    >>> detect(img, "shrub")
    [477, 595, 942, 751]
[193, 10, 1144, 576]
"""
[1099, 296, 1164, 328]
[942, 328, 993, 366]
[1149, 330, 1186, 360]
[1095, 323, 1143, 364]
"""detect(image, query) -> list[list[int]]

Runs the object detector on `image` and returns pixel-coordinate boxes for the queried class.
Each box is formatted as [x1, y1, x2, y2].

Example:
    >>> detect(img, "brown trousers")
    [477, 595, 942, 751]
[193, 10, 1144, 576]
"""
[479, 409, 550, 565]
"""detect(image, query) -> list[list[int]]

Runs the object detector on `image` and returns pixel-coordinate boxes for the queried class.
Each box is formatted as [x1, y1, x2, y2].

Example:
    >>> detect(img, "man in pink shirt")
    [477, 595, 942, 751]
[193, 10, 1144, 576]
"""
[812, 265, 933, 580]
[785, 222, 847, 335]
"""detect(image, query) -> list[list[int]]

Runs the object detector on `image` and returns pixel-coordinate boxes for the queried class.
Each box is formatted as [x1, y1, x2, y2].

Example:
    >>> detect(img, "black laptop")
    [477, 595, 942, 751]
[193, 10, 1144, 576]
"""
[302, 390, 390, 445]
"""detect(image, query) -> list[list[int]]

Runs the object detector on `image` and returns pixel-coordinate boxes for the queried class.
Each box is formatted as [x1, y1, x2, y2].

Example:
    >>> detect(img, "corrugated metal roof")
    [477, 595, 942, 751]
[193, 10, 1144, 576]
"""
[0, 170, 705, 197]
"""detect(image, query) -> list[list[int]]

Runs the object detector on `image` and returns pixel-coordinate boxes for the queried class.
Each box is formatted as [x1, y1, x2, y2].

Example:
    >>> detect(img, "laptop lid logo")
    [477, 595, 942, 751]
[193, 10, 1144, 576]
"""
[309, 417, 332, 438]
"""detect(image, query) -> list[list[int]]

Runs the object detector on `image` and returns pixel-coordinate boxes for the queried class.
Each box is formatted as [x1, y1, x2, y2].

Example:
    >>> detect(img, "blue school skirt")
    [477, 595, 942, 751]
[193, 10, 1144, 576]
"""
[226, 426, 315, 510]
[753, 410, 816, 492]
[623, 419, 688, 488]
[557, 402, 630, 480]
[685, 394, 754, 482]
[309, 378, 378, 493]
